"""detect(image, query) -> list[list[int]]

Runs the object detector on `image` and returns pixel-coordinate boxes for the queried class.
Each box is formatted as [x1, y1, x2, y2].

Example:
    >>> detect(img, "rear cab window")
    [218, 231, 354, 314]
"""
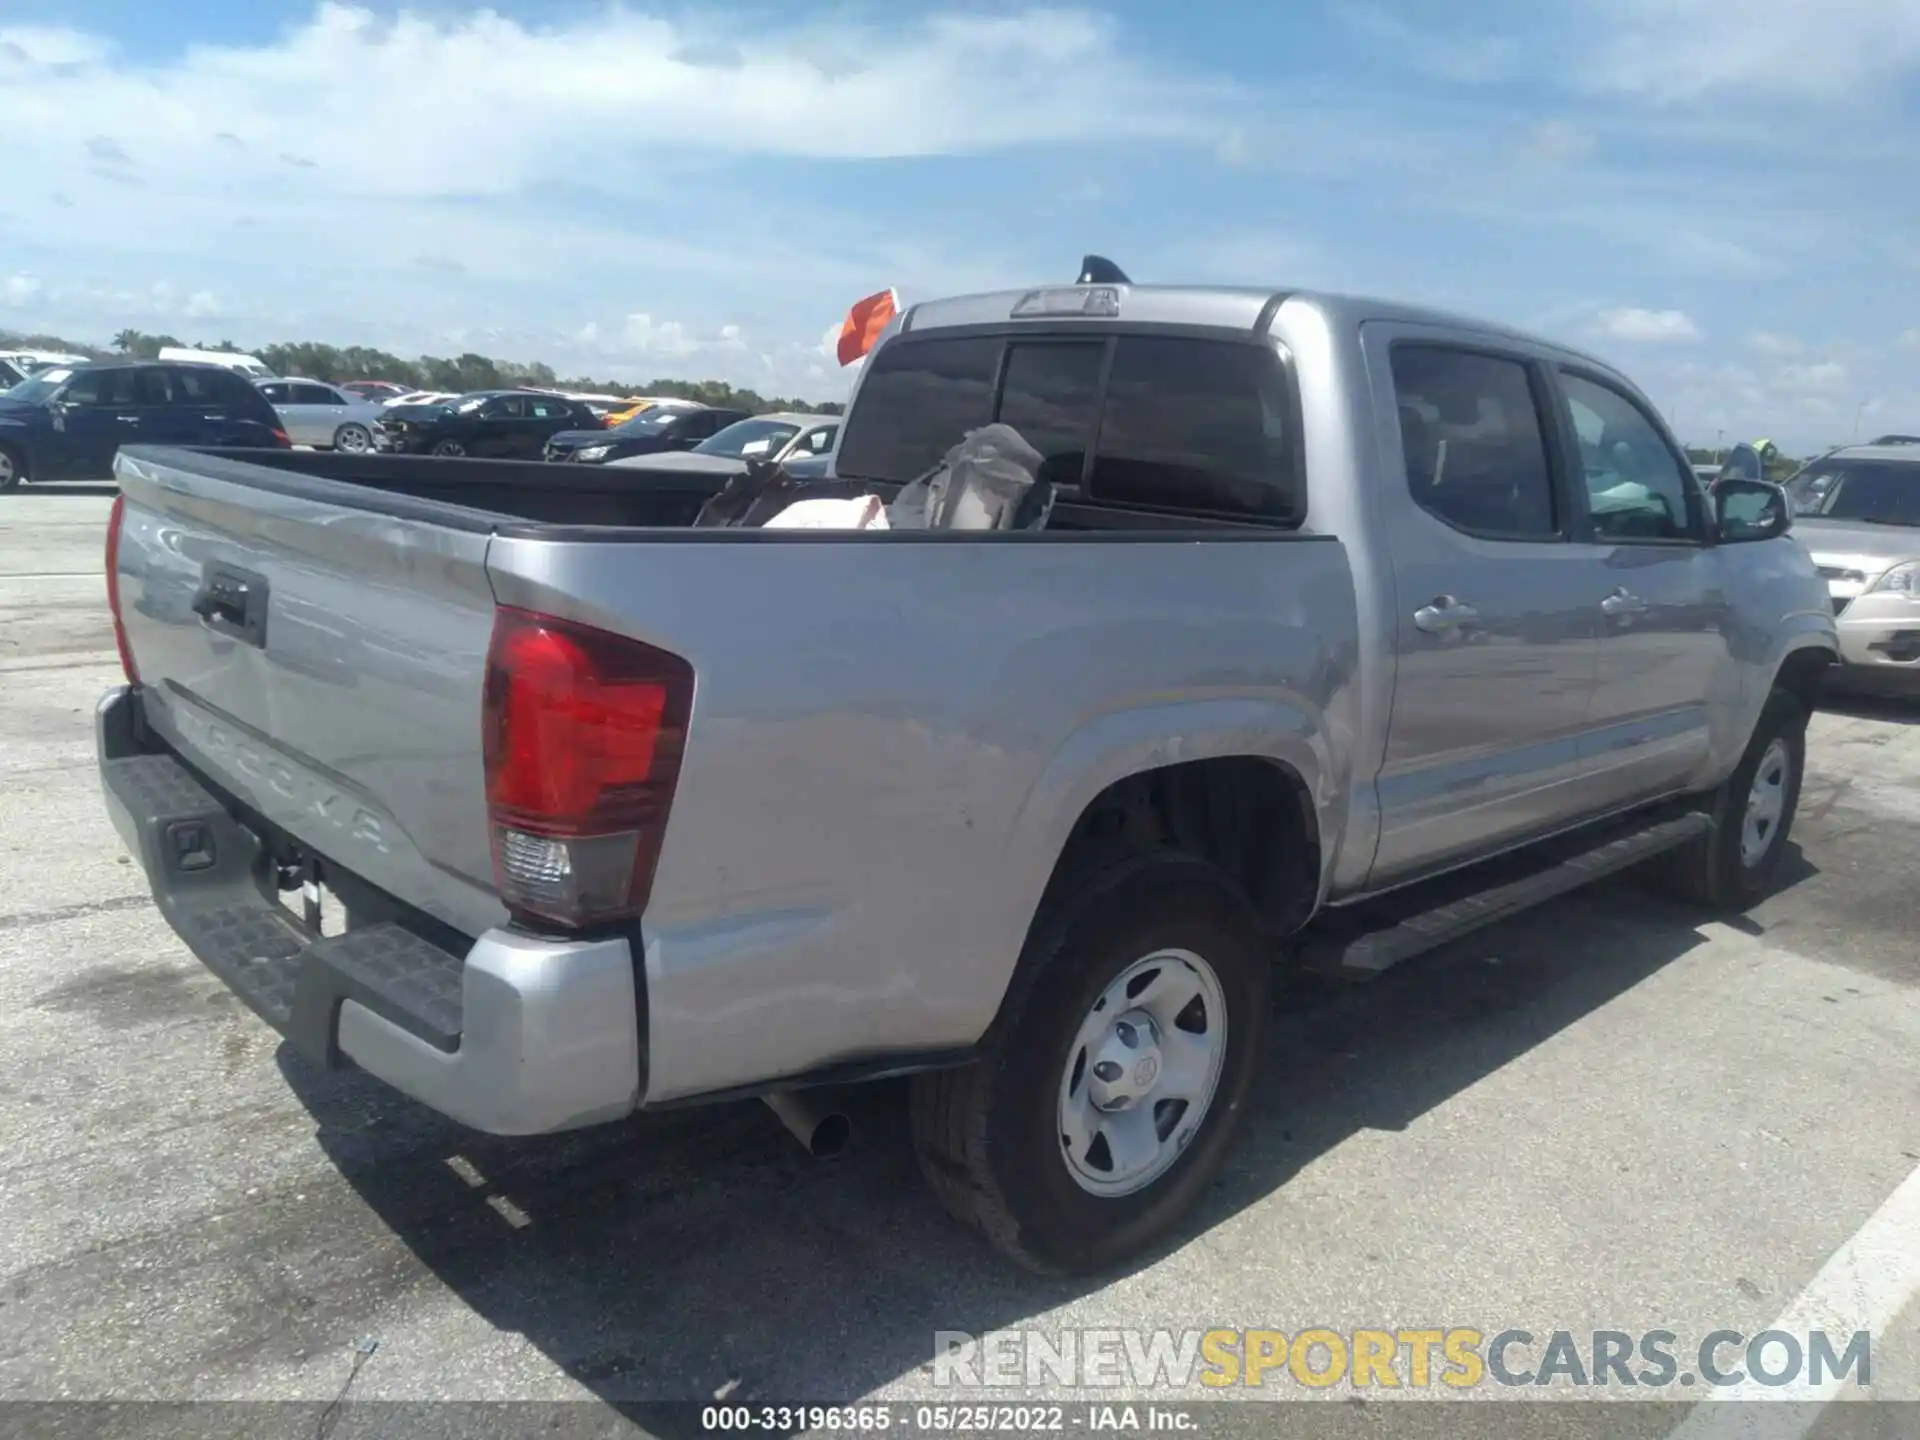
[834, 331, 1302, 523]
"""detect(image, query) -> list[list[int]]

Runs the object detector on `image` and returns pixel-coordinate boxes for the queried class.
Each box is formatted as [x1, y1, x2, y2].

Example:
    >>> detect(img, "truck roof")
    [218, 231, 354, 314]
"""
[899, 284, 1617, 372]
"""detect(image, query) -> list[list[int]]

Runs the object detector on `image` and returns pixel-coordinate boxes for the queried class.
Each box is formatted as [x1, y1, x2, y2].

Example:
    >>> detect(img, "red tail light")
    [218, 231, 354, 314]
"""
[271, 428, 292, 448]
[481, 606, 694, 928]
[104, 494, 139, 685]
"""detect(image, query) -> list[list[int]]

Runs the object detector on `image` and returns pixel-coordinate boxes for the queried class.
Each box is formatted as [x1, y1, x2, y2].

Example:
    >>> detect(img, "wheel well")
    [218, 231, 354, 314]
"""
[1774, 646, 1834, 713]
[1041, 757, 1321, 938]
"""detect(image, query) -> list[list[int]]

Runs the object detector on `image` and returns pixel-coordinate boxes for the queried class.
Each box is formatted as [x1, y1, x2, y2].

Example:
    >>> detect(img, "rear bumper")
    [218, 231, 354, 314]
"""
[96, 686, 642, 1135]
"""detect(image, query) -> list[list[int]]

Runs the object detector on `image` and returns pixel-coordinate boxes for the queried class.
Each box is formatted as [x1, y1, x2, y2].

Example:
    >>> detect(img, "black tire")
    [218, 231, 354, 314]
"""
[1653, 686, 1807, 909]
[910, 852, 1270, 1275]
[431, 439, 466, 457]
[0, 442, 24, 491]
[334, 423, 372, 453]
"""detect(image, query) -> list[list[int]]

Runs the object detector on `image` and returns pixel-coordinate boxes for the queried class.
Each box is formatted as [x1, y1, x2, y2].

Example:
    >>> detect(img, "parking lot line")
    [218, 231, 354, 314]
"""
[1665, 1159, 1920, 1436]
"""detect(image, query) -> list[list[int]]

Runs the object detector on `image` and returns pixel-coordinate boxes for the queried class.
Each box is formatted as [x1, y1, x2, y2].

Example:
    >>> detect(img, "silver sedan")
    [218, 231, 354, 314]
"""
[255, 378, 386, 452]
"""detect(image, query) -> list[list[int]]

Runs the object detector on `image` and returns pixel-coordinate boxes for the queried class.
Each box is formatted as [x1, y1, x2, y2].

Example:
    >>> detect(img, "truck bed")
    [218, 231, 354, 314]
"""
[109, 442, 1358, 1102]
[172, 447, 1285, 535]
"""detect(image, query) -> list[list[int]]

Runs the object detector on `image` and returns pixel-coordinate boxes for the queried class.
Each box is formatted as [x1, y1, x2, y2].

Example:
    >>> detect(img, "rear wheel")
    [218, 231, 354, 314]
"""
[431, 439, 466, 457]
[333, 423, 372, 453]
[1653, 686, 1807, 908]
[911, 852, 1269, 1274]
[0, 442, 24, 491]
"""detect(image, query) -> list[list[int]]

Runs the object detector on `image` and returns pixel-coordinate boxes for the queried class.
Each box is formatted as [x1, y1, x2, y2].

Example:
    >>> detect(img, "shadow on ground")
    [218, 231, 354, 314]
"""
[1820, 685, 1919, 726]
[9, 483, 118, 498]
[278, 863, 1819, 1434]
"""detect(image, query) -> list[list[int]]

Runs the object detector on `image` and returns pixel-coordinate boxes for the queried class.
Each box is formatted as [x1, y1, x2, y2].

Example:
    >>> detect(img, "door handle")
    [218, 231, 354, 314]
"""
[1413, 596, 1479, 634]
[115, 415, 142, 424]
[1600, 589, 1648, 616]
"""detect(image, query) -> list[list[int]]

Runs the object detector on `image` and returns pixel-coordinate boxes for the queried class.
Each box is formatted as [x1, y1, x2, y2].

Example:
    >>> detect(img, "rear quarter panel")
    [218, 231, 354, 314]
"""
[487, 531, 1362, 1102]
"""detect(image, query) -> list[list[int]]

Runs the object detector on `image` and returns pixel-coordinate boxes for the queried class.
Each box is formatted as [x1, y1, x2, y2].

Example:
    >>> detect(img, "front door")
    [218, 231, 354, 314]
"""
[1555, 368, 1728, 809]
[1364, 330, 1604, 888]
[46, 367, 163, 479]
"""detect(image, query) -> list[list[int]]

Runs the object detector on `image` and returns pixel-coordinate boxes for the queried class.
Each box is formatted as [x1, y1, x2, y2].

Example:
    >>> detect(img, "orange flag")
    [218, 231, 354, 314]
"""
[836, 288, 898, 367]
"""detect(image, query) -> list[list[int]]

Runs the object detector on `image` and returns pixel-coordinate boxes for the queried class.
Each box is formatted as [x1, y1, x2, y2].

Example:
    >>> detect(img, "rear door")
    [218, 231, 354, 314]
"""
[467, 395, 527, 456]
[1554, 367, 1728, 808]
[523, 396, 581, 454]
[1361, 330, 1604, 886]
[134, 367, 205, 447]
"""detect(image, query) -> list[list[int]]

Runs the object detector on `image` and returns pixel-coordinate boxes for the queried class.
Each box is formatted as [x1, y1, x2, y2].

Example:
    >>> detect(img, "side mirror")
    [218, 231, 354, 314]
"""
[1714, 477, 1791, 543]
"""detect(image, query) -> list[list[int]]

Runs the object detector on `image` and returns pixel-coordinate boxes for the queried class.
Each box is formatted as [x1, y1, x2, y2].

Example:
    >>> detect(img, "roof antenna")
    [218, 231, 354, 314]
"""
[1076, 255, 1129, 285]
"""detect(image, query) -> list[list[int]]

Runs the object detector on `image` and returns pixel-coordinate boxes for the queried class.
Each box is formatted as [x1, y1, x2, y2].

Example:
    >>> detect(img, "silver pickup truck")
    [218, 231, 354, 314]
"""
[97, 281, 1838, 1274]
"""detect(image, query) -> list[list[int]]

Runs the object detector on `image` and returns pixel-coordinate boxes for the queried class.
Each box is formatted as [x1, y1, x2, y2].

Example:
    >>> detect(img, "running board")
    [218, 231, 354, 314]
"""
[1299, 810, 1713, 979]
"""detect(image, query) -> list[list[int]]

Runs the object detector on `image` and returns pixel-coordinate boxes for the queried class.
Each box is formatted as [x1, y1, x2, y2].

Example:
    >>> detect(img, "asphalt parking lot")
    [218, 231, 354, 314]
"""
[3, 486, 1919, 1435]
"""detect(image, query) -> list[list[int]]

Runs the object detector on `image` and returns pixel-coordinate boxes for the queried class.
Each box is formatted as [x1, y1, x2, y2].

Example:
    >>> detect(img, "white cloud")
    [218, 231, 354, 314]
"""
[1579, 0, 1920, 102]
[622, 314, 695, 356]
[1896, 329, 1920, 352]
[0, 4, 1227, 204]
[184, 290, 224, 319]
[1594, 307, 1703, 343]
[2, 273, 41, 307]
[0, 25, 110, 69]
[1748, 330, 1801, 357]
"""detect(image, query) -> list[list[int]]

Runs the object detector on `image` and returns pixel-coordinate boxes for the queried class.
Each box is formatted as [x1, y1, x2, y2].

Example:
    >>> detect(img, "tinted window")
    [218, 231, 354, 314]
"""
[128, 368, 172, 406]
[1560, 372, 1694, 542]
[184, 370, 241, 403]
[62, 369, 138, 406]
[291, 382, 342, 405]
[835, 336, 999, 482]
[999, 343, 1103, 488]
[181, 367, 256, 408]
[483, 395, 527, 419]
[1787, 459, 1920, 527]
[256, 381, 291, 403]
[1090, 338, 1297, 519]
[1390, 346, 1557, 539]
[527, 398, 571, 419]
[796, 424, 837, 455]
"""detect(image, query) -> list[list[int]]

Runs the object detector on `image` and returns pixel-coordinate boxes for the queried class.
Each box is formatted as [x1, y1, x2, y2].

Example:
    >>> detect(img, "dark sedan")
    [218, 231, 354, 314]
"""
[544, 404, 749, 464]
[372, 390, 601, 457]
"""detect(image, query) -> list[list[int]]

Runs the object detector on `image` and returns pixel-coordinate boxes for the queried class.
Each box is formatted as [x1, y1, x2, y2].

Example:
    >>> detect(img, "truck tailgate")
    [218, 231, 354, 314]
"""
[112, 448, 506, 938]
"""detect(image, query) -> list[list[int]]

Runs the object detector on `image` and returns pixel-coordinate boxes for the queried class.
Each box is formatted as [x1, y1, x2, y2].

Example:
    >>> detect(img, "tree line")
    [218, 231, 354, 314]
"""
[1, 327, 841, 416]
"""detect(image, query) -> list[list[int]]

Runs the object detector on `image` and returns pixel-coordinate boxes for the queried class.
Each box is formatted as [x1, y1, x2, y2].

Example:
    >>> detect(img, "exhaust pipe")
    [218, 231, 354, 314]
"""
[764, 1089, 853, 1158]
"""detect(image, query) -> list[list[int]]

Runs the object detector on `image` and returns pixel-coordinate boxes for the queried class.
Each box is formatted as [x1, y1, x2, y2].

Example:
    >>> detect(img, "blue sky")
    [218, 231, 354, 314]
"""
[3, 0, 1918, 451]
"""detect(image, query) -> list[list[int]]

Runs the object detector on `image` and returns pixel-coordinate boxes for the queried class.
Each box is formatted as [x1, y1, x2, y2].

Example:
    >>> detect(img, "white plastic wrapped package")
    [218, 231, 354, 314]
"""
[760, 495, 890, 530]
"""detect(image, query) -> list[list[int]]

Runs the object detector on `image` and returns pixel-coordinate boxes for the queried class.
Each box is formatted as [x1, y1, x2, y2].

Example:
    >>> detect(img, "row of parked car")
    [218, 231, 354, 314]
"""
[268, 378, 841, 474]
[0, 355, 840, 489]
